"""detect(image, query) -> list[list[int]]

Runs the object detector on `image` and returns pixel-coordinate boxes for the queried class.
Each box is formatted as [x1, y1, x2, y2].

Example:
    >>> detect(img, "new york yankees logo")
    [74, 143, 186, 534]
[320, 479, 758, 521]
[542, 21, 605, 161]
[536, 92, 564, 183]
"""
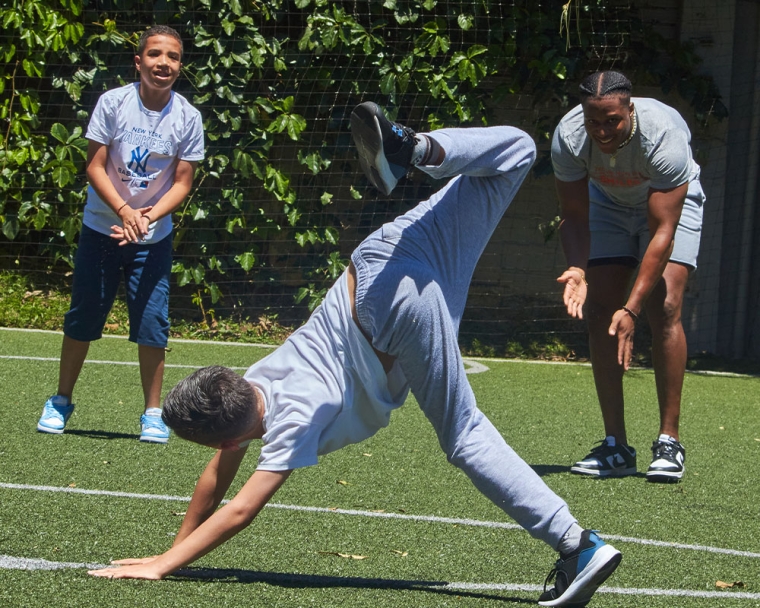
[128, 147, 151, 173]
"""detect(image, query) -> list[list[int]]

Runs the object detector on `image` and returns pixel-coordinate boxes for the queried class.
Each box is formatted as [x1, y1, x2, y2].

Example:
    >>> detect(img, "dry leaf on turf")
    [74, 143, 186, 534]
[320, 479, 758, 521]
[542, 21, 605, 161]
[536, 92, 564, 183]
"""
[391, 550, 409, 557]
[318, 552, 368, 560]
[716, 581, 745, 589]
[336, 480, 350, 486]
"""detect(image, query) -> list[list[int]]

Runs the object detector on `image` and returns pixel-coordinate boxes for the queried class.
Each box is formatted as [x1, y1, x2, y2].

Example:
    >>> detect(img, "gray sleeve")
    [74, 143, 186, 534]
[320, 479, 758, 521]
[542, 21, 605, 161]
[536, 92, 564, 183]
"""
[647, 128, 692, 190]
[551, 124, 588, 182]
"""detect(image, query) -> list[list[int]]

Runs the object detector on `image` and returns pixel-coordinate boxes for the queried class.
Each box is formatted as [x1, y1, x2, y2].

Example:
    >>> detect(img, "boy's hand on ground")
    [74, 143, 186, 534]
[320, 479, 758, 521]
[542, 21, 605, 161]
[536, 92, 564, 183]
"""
[556, 268, 587, 319]
[87, 561, 165, 580]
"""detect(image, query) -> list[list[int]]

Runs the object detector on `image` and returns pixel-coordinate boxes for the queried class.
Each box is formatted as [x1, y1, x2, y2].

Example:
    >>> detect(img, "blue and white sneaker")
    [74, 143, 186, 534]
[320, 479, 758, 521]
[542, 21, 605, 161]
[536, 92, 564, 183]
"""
[37, 395, 75, 434]
[350, 101, 419, 195]
[140, 408, 170, 444]
[538, 530, 622, 607]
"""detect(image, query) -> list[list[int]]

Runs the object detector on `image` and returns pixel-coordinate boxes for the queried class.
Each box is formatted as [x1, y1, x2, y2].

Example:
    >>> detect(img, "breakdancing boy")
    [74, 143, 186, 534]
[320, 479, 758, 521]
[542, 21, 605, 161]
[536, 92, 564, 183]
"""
[89, 102, 621, 606]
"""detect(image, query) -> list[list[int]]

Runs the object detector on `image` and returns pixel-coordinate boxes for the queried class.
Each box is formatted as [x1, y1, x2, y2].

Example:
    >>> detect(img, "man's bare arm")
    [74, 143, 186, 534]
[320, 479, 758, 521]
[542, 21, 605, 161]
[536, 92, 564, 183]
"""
[556, 177, 591, 319]
[608, 183, 687, 368]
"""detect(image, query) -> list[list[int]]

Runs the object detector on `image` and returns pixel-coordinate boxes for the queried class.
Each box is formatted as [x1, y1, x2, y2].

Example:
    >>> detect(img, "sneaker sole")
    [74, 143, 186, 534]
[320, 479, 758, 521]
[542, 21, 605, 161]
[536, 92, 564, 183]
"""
[37, 423, 65, 434]
[140, 435, 169, 444]
[538, 545, 622, 607]
[350, 104, 398, 195]
[646, 469, 683, 482]
[570, 465, 637, 477]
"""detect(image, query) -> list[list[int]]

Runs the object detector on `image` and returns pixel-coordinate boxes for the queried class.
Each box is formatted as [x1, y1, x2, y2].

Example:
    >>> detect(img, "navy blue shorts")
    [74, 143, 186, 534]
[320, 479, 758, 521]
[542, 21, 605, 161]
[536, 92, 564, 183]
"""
[64, 225, 172, 347]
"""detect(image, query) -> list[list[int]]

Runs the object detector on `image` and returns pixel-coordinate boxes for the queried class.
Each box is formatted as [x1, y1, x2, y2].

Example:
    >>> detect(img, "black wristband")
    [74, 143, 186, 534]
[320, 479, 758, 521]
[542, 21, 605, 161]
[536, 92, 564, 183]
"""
[622, 306, 639, 321]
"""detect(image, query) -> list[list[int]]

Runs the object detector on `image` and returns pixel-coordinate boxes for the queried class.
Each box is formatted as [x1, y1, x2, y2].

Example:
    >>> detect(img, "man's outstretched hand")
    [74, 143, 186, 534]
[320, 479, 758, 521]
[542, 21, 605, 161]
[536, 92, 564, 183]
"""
[557, 267, 588, 319]
[608, 309, 636, 370]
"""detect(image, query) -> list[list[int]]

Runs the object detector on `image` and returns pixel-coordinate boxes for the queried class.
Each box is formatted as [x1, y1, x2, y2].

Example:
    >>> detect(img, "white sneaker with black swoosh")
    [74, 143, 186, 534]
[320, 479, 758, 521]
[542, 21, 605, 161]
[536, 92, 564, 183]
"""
[571, 437, 637, 477]
[646, 436, 685, 482]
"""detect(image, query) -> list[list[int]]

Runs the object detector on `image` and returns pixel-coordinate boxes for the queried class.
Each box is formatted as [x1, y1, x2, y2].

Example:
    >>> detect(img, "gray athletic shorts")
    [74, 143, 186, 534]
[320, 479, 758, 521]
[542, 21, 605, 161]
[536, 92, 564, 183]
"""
[588, 180, 705, 269]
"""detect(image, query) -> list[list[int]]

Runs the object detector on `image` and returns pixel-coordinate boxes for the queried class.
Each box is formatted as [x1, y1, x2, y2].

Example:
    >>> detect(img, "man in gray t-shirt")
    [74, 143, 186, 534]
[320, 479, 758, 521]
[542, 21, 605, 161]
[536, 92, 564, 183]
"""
[551, 70, 705, 483]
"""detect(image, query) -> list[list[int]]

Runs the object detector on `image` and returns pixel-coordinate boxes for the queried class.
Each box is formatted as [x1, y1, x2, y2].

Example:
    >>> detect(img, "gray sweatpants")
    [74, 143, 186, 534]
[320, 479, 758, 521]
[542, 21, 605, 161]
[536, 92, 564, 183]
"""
[352, 126, 576, 549]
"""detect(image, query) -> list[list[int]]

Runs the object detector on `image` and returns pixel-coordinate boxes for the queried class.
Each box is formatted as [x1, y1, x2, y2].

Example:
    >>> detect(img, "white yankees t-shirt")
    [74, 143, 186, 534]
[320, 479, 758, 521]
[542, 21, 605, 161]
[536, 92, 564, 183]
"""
[84, 83, 204, 242]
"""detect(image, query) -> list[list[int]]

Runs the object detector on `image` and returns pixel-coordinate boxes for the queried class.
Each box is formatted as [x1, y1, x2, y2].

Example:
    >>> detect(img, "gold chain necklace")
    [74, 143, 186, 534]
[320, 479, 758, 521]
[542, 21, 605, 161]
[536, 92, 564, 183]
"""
[609, 111, 637, 168]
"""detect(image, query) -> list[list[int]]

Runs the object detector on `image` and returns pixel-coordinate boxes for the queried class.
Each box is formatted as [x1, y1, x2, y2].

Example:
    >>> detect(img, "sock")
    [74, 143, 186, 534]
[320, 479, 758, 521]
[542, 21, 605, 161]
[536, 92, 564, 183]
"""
[411, 135, 444, 166]
[605, 435, 616, 447]
[659, 433, 677, 444]
[557, 523, 584, 556]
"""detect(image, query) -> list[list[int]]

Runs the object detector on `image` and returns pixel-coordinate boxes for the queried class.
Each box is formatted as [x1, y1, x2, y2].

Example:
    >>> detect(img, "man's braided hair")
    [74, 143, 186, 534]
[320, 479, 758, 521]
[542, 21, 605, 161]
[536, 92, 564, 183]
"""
[579, 71, 632, 102]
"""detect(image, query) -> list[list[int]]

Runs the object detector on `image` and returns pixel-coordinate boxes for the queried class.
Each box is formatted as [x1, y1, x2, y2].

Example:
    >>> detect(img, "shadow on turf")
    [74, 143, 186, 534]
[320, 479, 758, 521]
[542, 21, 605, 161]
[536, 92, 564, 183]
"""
[527, 464, 570, 476]
[528, 464, 650, 480]
[65, 429, 141, 441]
[170, 568, 537, 604]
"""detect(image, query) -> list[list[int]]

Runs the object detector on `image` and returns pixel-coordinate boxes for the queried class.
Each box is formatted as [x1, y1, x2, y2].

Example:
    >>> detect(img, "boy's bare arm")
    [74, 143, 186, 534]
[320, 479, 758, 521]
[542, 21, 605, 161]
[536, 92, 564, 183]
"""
[173, 446, 250, 545]
[109, 159, 197, 244]
[139, 159, 197, 224]
[86, 141, 127, 213]
[88, 468, 292, 580]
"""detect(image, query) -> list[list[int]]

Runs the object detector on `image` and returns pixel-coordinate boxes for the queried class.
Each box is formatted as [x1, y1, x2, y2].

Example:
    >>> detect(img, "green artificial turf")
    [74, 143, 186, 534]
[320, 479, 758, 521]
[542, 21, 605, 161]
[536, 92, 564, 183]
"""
[1, 328, 759, 607]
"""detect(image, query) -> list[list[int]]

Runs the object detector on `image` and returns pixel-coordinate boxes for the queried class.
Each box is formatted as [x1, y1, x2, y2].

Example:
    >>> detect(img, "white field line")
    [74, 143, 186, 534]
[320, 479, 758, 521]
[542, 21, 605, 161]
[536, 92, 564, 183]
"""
[2, 482, 759, 560]
[0, 354, 489, 374]
[0, 327, 278, 349]
[2, 325, 755, 377]
[1, 555, 759, 601]
[0, 354, 248, 372]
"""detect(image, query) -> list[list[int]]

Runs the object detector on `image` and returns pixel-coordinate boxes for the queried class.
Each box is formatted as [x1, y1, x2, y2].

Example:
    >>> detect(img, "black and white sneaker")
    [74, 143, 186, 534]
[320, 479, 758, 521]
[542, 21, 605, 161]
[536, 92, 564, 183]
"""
[646, 437, 685, 482]
[570, 437, 637, 477]
[538, 529, 622, 607]
[350, 102, 419, 195]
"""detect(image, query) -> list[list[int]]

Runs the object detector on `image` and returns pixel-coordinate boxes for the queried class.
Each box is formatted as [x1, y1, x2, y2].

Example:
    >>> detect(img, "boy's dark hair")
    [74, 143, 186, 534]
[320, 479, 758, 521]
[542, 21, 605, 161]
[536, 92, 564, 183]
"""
[162, 366, 256, 445]
[137, 25, 183, 59]
[579, 70, 632, 103]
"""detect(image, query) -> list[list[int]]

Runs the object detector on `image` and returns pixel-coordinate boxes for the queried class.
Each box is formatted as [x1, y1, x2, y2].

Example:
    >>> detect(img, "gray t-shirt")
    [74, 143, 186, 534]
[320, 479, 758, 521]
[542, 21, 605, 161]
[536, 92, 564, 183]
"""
[551, 97, 700, 208]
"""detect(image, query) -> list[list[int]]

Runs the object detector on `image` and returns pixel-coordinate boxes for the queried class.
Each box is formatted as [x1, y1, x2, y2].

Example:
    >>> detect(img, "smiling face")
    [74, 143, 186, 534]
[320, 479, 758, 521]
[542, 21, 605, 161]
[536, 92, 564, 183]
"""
[134, 34, 182, 107]
[581, 95, 634, 155]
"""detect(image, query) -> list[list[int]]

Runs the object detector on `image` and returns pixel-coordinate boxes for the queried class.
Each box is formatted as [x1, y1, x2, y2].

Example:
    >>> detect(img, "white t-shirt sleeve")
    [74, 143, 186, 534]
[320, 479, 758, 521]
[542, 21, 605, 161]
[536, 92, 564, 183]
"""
[178, 109, 205, 162]
[647, 128, 692, 190]
[551, 123, 589, 183]
[257, 416, 322, 471]
[85, 93, 116, 146]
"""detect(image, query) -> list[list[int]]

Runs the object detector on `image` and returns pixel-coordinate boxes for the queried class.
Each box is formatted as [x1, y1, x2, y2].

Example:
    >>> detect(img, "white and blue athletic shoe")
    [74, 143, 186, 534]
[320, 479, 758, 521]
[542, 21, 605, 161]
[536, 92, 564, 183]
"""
[140, 408, 170, 444]
[37, 395, 75, 434]
[538, 530, 622, 607]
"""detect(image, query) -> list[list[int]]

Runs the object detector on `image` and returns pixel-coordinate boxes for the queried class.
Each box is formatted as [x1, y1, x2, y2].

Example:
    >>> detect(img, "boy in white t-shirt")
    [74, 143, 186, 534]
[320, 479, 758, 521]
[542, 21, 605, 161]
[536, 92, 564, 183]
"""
[37, 25, 205, 443]
[89, 104, 621, 607]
